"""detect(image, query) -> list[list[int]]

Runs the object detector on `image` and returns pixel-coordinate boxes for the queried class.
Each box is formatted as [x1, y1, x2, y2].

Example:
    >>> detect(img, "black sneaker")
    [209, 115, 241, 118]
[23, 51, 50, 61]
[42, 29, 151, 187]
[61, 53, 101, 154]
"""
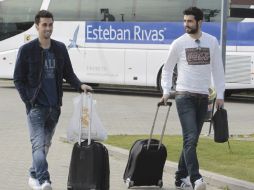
[175, 177, 192, 190]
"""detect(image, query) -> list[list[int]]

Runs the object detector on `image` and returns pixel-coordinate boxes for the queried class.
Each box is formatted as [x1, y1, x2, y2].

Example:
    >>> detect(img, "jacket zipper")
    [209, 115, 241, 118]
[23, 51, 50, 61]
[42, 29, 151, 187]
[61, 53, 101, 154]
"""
[30, 51, 44, 106]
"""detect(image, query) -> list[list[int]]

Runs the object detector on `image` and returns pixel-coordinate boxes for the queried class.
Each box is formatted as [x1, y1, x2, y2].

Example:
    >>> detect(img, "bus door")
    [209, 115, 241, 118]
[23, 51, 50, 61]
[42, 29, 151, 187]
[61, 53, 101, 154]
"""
[124, 49, 147, 85]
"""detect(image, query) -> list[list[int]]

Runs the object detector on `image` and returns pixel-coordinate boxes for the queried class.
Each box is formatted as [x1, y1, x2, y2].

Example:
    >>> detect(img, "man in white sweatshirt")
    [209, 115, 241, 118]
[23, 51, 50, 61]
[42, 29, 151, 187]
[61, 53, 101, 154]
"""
[160, 7, 225, 190]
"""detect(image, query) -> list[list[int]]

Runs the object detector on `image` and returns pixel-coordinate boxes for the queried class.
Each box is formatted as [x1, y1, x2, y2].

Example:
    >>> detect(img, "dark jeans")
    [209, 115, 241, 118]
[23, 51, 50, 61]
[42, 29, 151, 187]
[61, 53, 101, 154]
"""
[174, 93, 208, 185]
[27, 105, 60, 184]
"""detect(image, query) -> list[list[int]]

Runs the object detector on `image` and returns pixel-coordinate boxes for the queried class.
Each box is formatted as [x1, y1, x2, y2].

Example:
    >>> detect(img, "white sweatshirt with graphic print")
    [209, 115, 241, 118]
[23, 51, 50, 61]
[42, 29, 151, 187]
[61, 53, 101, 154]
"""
[161, 32, 225, 99]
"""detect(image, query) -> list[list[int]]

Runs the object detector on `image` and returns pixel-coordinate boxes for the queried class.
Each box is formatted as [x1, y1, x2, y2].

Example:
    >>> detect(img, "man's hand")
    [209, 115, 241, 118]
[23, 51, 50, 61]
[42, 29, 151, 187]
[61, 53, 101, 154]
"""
[216, 99, 224, 109]
[80, 84, 93, 93]
[160, 94, 170, 105]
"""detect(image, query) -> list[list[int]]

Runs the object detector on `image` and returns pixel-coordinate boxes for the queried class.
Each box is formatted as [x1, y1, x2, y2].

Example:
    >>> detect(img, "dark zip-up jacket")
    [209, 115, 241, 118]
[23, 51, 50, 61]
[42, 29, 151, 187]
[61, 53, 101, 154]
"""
[14, 38, 82, 112]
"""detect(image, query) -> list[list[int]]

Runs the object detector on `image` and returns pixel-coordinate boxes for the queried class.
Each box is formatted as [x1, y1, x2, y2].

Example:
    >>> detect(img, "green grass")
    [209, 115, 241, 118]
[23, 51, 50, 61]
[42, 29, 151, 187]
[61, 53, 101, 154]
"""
[105, 135, 254, 183]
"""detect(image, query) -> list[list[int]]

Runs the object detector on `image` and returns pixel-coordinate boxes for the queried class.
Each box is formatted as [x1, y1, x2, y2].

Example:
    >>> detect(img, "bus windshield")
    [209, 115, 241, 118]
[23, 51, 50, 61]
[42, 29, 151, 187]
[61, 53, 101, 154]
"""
[0, 0, 42, 41]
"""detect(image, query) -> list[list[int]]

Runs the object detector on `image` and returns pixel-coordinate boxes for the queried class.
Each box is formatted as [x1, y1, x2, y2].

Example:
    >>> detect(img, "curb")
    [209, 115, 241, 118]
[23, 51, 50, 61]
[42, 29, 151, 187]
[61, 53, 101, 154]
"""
[104, 144, 254, 190]
[59, 136, 254, 190]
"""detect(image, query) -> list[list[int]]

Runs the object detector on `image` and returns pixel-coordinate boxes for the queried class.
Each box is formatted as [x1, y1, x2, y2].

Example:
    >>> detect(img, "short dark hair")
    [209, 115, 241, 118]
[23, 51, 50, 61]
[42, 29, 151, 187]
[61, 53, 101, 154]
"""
[35, 10, 54, 25]
[183, 7, 203, 21]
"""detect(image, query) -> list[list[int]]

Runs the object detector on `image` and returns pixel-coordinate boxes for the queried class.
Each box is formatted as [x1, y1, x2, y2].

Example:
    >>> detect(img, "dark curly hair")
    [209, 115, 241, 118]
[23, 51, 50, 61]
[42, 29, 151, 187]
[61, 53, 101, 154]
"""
[183, 7, 203, 21]
[35, 10, 54, 25]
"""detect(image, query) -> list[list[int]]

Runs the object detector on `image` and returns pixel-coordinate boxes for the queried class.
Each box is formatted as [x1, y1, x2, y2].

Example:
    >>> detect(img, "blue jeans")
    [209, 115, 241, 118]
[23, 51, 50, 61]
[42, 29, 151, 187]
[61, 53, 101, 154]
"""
[174, 93, 208, 185]
[27, 105, 60, 184]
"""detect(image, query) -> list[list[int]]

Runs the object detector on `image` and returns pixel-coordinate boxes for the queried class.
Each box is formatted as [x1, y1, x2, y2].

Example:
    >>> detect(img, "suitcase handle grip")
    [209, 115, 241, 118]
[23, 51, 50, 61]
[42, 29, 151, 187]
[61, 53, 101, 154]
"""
[147, 101, 172, 150]
[158, 102, 172, 107]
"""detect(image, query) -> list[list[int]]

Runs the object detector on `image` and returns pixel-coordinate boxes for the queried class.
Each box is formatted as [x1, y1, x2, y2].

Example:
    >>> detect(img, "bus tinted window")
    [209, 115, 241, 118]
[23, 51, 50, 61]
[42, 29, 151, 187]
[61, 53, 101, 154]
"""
[49, 0, 194, 22]
[49, 0, 243, 22]
[196, 0, 243, 22]
[133, 0, 194, 21]
[48, 0, 133, 21]
[0, 0, 42, 41]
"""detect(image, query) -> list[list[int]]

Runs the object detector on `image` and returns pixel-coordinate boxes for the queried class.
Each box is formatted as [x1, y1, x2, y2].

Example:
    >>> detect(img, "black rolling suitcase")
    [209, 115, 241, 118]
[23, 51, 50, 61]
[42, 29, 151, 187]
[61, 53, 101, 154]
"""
[67, 141, 109, 190]
[123, 102, 172, 188]
[67, 93, 110, 190]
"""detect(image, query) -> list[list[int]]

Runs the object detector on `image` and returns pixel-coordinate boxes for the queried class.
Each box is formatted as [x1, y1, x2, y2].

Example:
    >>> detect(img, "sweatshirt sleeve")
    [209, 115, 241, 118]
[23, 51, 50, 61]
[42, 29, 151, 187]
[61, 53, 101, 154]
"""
[211, 38, 225, 99]
[161, 40, 179, 95]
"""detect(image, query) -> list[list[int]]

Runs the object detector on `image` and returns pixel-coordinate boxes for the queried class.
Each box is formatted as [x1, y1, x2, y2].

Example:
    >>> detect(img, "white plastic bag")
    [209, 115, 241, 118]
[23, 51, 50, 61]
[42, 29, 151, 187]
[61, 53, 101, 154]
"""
[67, 93, 107, 143]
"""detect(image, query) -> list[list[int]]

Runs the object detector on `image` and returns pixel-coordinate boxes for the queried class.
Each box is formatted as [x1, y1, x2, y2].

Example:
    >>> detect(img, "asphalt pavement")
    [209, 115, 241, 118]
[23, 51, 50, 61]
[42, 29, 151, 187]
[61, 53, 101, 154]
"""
[0, 80, 254, 190]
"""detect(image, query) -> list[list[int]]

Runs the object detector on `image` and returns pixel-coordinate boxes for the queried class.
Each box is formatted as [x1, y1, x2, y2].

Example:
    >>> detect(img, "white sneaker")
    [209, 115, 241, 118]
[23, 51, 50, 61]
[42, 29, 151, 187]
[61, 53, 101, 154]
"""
[175, 177, 192, 190]
[28, 177, 41, 190]
[41, 181, 52, 190]
[181, 177, 192, 186]
[194, 178, 206, 190]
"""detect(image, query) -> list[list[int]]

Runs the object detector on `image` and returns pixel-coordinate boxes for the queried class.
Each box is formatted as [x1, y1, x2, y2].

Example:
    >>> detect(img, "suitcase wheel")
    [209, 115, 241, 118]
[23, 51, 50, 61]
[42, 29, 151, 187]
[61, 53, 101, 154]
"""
[125, 178, 134, 189]
[158, 180, 163, 188]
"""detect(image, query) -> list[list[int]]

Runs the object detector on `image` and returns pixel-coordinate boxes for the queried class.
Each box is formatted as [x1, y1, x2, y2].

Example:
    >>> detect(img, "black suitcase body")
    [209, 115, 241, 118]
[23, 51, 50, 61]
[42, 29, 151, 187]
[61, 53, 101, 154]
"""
[123, 138, 167, 187]
[123, 102, 172, 188]
[67, 140, 110, 190]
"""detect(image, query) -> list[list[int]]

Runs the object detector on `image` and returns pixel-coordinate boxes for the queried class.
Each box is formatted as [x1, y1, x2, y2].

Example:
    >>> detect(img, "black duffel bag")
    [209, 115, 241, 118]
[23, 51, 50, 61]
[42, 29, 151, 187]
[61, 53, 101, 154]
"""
[212, 108, 229, 143]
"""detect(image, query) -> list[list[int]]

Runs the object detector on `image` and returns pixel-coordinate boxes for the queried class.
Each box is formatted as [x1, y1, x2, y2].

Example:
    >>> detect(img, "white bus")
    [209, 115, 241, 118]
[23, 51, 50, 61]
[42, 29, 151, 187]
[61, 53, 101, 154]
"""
[0, 0, 254, 94]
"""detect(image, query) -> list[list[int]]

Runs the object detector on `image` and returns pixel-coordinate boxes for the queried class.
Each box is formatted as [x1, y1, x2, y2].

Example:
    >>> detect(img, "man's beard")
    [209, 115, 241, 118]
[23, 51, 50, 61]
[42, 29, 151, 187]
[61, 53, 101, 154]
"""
[185, 27, 198, 34]
[185, 23, 199, 34]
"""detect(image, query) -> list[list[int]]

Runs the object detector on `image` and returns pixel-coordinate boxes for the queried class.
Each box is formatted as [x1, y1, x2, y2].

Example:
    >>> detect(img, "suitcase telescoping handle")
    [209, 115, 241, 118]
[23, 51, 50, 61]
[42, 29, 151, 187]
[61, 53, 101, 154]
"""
[78, 92, 93, 146]
[147, 102, 172, 150]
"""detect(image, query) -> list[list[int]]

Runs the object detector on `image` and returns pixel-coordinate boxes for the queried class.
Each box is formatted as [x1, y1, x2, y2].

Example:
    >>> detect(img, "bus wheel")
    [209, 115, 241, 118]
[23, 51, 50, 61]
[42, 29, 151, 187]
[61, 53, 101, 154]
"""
[157, 69, 163, 93]
[157, 65, 177, 95]
[225, 90, 232, 97]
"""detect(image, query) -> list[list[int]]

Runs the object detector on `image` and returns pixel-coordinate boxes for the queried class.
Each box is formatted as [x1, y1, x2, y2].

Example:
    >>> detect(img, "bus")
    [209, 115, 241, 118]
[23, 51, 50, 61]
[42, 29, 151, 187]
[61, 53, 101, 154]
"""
[0, 0, 254, 94]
